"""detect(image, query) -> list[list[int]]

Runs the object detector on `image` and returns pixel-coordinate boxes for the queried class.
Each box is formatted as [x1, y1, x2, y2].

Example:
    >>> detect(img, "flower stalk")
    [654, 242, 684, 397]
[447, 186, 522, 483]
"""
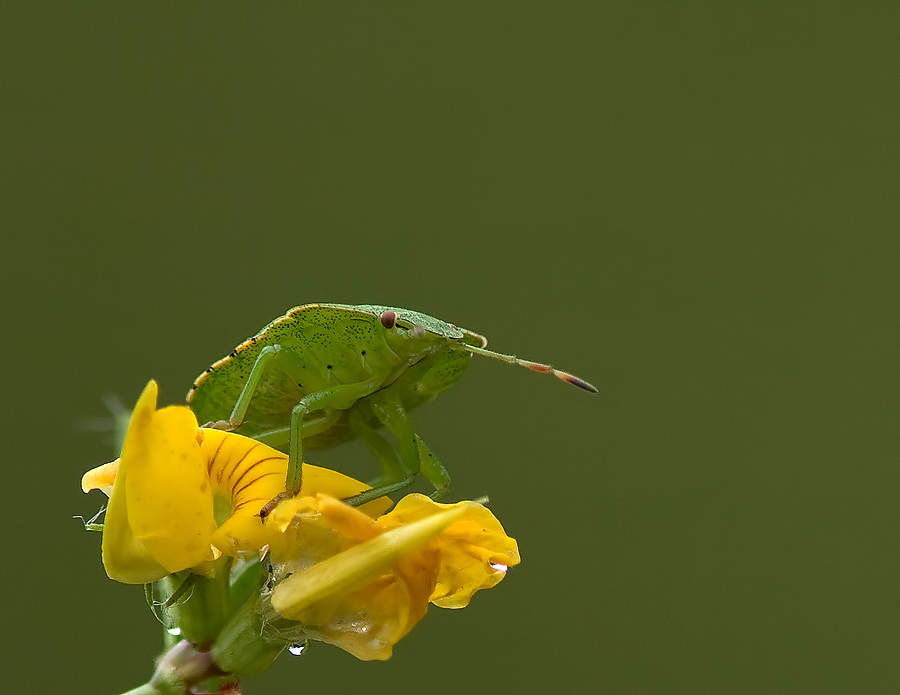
[157, 570, 231, 647]
[210, 590, 288, 677]
[121, 640, 234, 695]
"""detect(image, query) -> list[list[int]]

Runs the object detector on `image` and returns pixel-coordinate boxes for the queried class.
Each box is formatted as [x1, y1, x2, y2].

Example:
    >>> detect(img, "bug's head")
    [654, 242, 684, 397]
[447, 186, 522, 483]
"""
[369, 306, 485, 361]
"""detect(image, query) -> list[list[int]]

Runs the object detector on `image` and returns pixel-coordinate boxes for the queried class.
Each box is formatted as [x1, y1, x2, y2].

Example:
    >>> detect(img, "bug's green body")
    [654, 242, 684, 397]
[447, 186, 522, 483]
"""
[188, 304, 486, 452]
[187, 303, 596, 509]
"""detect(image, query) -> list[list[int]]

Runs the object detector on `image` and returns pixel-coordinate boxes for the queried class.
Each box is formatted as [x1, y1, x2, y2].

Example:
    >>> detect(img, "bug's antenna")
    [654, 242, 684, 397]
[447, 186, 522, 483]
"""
[459, 343, 598, 393]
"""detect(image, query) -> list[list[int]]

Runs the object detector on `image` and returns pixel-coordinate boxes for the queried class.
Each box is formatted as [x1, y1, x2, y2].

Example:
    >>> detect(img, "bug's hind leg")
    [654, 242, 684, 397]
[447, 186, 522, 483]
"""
[202, 345, 349, 442]
[204, 345, 283, 431]
[415, 436, 450, 501]
[349, 404, 410, 487]
[365, 387, 451, 502]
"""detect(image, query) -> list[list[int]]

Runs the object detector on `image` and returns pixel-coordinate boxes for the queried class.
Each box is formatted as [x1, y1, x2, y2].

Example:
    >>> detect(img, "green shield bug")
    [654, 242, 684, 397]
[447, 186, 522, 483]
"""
[186, 303, 596, 513]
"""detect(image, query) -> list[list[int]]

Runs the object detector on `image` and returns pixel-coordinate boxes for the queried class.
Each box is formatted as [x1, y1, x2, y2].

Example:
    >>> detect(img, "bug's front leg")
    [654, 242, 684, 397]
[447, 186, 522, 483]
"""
[259, 376, 386, 518]
[285, 376, 384, 493]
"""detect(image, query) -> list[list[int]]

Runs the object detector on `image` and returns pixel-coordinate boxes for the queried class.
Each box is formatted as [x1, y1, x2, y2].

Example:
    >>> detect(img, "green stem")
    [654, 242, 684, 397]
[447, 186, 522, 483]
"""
[159, 567, 232, 647]
[120, 684, 163, 695]
[211, 593, 288, 676]
[121, 677, 241, 695]
[119, 641, 240, 695]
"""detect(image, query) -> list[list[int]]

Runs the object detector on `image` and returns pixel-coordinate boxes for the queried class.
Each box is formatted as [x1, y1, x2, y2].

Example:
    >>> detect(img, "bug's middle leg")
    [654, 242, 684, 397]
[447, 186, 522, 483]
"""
[248, 408, 342, 449]
[286, 376, 384, 492]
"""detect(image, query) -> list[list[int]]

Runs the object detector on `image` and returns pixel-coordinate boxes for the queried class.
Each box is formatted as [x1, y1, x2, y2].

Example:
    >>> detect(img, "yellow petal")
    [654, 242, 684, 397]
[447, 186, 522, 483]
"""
[296, 546, 438, 661]
[101, 380, 217, 583]
[378, 494, 521, 608]
[268, 497, 460, 659]
[81, 459, 119, 494]
[204, 428, 393, 555]
[100, 454, 169, 583]
[271, 500, 466, 621]
[298, 465, 394, 520]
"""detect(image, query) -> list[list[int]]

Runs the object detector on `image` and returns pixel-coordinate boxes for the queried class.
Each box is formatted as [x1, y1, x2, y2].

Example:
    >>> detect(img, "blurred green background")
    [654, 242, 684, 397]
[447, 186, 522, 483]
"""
[2, 2, 898, 693]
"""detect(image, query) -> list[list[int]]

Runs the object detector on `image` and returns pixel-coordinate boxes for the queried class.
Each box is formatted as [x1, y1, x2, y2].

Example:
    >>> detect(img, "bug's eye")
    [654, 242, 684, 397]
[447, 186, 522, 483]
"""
[380, 311, 397, 329]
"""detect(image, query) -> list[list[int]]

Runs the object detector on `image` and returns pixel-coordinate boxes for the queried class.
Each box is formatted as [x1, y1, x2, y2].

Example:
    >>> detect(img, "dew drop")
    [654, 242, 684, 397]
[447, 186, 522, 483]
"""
[288, 642, 307, 656]
[489, 562, 508, 573]
[166, 627, 182, 636]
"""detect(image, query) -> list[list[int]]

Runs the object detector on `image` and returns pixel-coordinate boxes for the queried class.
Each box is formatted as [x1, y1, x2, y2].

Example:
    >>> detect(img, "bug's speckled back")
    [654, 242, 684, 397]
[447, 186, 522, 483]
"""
[187, 304, 486, 450]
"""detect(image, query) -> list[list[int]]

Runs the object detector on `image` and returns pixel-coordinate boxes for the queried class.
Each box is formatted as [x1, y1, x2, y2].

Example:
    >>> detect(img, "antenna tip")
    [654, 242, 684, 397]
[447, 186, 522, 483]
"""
[559, 372, 599, 393]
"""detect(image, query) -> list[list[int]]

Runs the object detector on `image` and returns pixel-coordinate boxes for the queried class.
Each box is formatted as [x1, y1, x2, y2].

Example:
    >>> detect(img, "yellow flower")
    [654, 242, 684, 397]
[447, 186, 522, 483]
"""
[265, 492, 520, 661]
[82, 380, 390, 584]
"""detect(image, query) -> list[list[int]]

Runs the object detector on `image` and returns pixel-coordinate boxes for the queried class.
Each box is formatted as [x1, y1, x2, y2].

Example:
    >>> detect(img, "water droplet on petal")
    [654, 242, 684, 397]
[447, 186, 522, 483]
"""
[490, 562, 508, 573]
[288, 642, 307, 656]
[166, 627, 182, 636]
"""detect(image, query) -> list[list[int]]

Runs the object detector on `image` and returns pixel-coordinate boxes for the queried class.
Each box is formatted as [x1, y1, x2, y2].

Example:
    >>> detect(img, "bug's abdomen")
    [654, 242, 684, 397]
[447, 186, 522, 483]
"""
[187, 308, 408, 440]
